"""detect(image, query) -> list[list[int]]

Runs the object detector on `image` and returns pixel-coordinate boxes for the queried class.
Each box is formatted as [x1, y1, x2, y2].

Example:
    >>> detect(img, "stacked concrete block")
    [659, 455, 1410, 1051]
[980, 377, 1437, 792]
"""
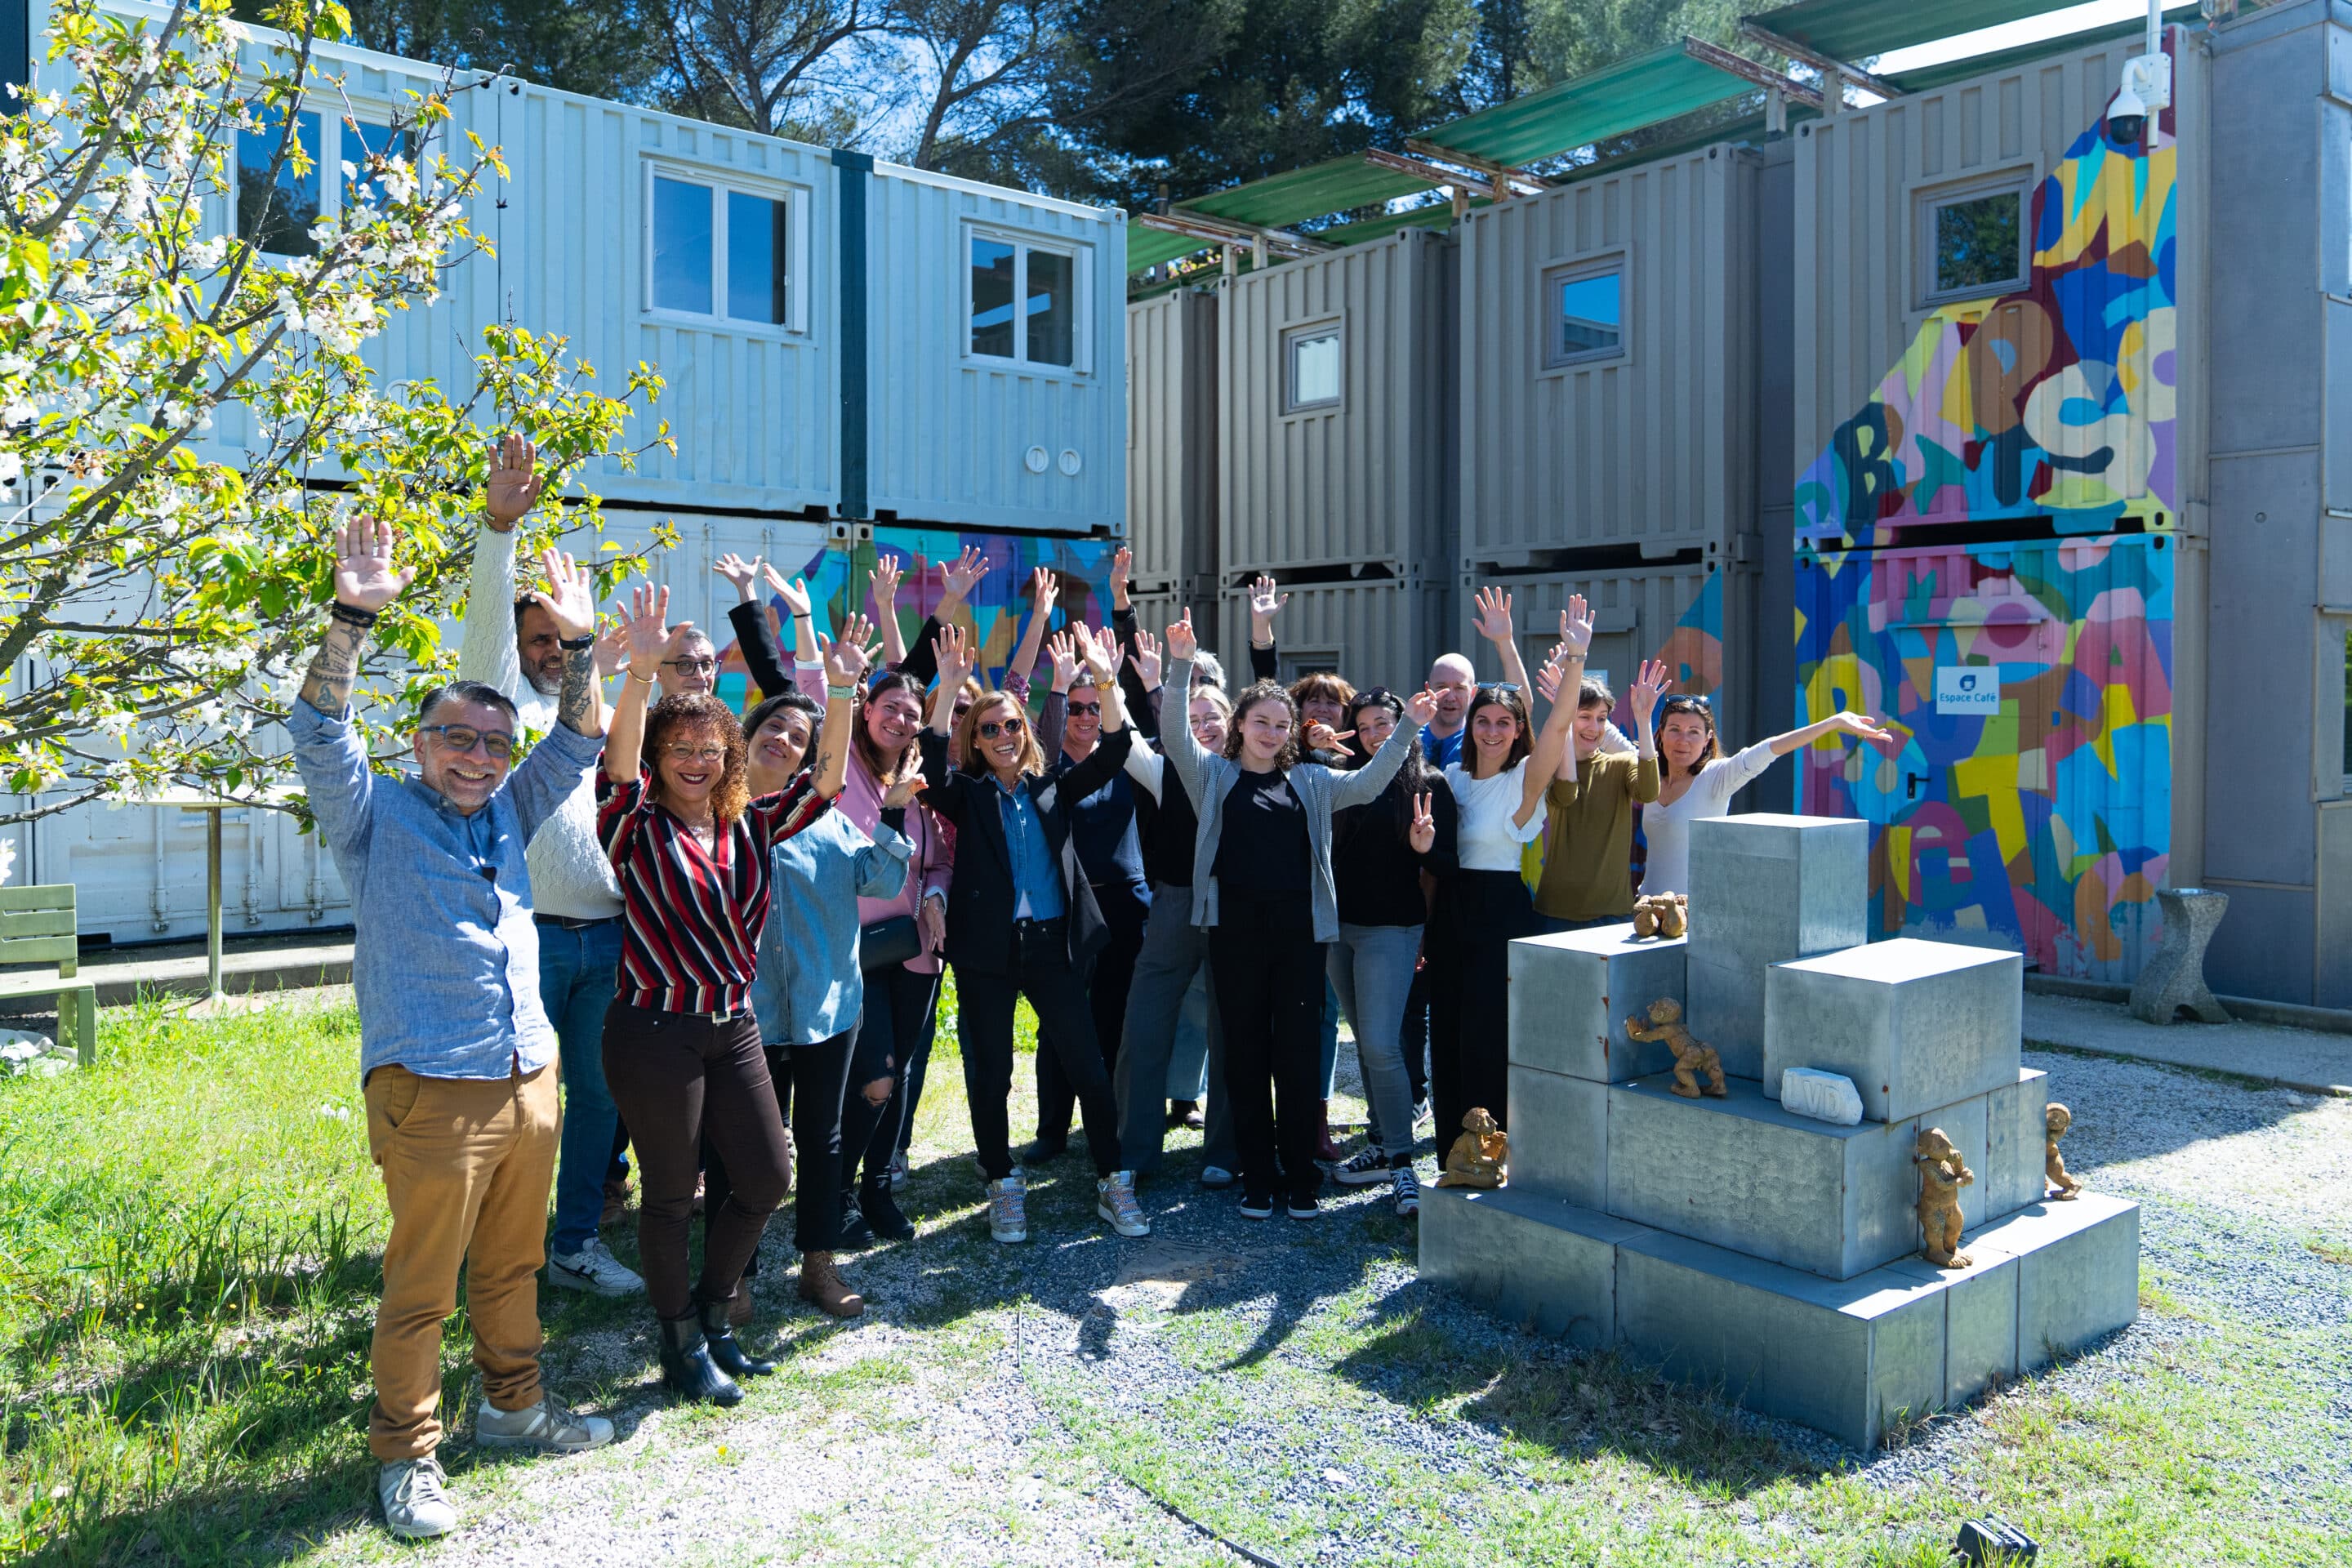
[1421, 808, 2141, 1450]
[1685, 814, 1869, 1078]
[1761, 938, 2023, 1112]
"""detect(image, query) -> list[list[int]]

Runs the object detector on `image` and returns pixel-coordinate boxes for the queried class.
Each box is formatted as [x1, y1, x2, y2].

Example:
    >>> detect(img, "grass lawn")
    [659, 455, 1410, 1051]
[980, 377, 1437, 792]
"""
[0, 991, 2345, 1566]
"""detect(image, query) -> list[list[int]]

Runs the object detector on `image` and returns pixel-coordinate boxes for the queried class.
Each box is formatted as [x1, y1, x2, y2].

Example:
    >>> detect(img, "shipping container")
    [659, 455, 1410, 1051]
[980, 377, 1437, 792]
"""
[1125, 289, 1221, 591]
[1457, 145, 1758, 567]
[1216, 228, 1458, 577]
[1462, 564, 1753, 762]
[1192, 577, 1454, 709]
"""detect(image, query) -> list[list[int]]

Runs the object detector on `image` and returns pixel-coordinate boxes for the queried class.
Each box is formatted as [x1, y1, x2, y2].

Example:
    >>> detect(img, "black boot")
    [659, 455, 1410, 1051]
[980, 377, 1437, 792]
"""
[697, 1293, 776, 1379]
[858, 1172, 915, 1241]
[835, 1187, 876, 1250]
[657, 1313, 742, 1406]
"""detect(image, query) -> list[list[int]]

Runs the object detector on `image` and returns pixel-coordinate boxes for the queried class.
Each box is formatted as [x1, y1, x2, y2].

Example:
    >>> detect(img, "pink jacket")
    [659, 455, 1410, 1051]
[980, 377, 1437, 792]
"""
[840, 749, 954, 973]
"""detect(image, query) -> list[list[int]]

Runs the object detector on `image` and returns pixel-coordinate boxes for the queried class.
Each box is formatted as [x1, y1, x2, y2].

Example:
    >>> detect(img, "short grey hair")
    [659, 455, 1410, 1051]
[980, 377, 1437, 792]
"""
[1189, 648, 1227, 691]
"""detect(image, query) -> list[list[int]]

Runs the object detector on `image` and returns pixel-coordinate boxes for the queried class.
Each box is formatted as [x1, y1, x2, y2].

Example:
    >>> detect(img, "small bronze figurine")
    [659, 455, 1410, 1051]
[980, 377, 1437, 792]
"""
[1915, 1126, 1976, 1268]
[1624, 998, 1726, 1098]
[1434, 1107, 1508, 1188]
[2044, 1102, 2082, 1200]
[1631, 893, 1688, 939]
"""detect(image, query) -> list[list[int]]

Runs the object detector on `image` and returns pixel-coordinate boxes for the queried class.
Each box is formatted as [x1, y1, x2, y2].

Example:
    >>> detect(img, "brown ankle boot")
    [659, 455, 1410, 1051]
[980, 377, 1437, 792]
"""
[798, 1251, 865, 1318]
[1316, 1101, 1343, 1163]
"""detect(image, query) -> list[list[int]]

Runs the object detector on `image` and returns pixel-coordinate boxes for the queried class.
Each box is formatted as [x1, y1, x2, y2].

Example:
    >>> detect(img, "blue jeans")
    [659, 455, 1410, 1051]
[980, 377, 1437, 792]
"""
[542, 917, 625, 1257]
[1327, 924, 1423, 1161]
[1320, 981, 1341, 1098]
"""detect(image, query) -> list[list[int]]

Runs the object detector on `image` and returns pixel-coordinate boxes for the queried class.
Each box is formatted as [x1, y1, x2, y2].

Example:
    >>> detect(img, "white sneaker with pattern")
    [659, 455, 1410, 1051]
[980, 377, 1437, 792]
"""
[474, 1392, 615, 1453]
[1392, 1165, 1421, 1217]
[548, 1237, 645, 1297]
[1096, 1171, 1150, 1237]
[986, 1174, 1029, 1243]
[1334, 1147, 1392, 1186]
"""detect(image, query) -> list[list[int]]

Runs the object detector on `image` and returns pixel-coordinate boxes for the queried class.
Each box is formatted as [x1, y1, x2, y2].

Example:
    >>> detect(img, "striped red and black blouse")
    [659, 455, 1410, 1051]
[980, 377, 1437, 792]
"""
[597, 773, 831, 1013]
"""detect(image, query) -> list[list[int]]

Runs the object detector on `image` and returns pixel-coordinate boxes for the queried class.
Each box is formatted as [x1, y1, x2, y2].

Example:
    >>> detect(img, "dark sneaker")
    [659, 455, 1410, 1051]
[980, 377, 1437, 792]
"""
[1199, 1165, 1236, 1190]
[1016, 1135, 1067, 1166]
[1391, 1165, 1421, 1217]
[1238, 1190, 1275, 1220]
[1332, 1147, 1391, 1187]
[1287, 1192, 1321, 1219]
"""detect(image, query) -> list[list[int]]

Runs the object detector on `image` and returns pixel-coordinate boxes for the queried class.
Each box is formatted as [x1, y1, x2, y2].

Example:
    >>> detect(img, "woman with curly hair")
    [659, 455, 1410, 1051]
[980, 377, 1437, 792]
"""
[599, 581, 859, 1407]
[1159, 613, 1437, 1222]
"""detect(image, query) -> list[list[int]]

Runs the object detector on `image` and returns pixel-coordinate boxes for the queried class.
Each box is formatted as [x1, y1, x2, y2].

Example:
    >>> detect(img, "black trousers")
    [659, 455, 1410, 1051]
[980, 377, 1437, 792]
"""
[857, 963, 944, 1182]
[1036, 882, 1147, 1143]
[956, 920, 1120, 1180]
[1401, 964, 1430, 1107]
[1207, 893, 1328, 1204]
[1427, 871, 1539, 1149]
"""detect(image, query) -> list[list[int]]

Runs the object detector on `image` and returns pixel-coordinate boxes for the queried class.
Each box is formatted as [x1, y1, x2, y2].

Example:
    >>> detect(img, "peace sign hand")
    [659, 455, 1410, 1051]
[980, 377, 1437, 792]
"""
[1408, 791, 1437, 854]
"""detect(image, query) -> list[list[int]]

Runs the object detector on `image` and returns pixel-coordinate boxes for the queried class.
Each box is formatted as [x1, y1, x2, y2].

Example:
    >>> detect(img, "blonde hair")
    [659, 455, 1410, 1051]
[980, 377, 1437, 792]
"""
[955, 690, 1046, 779]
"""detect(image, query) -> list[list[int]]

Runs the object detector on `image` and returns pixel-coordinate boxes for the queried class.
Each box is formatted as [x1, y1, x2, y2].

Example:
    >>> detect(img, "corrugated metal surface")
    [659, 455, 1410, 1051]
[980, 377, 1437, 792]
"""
[1200, 579, 1455, 706]
[1125, 289, 1220, 586]
[1459, 145, 1755, 564]
[1470, 564, 1745, 746]
[1126, 590, 1222, 680]
[1794, 533, 2175, 983]
[1791, 35, 2167, 503]
[865, 164, 1126, 534]
[1218, 229, 1456, 576]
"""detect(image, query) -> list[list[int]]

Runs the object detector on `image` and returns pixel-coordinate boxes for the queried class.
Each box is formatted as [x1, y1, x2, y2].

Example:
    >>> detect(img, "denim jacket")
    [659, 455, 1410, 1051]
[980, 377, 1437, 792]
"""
[750, 808, 912, 1047]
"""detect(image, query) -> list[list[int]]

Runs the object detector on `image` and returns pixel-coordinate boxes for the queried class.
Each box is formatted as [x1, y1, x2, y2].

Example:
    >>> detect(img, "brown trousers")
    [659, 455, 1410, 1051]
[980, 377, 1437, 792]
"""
[362, 1061, 559, 1462]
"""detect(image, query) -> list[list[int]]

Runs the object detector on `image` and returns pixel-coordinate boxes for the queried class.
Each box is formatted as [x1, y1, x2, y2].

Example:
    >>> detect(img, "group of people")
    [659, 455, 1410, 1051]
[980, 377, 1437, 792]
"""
[295, 436, 1890, 1540]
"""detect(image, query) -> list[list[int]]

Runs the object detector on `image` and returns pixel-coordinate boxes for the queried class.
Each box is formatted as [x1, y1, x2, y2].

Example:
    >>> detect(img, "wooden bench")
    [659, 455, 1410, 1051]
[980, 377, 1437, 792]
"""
[0, 884, 97, 1066]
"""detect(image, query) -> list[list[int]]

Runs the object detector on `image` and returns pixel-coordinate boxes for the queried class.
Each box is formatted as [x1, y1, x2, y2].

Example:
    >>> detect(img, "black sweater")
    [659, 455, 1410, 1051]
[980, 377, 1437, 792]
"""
[1332, 771, 1459, 928]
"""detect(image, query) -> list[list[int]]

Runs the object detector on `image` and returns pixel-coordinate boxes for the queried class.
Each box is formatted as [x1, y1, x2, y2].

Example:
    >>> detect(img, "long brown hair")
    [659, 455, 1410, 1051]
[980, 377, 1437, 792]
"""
[955, 690, 1046, 779]
[1223, 680, 1301, 771]
[1656, 695, 1721, 778]
[1463, 685, 1532, 777]
[643, 693, 751, 823]
[855, 670, 929, 785]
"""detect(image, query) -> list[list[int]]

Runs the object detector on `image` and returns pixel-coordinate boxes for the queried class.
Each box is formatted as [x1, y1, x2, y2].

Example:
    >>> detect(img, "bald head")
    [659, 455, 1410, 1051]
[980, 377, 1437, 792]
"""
[1427, 653, 1475, 733]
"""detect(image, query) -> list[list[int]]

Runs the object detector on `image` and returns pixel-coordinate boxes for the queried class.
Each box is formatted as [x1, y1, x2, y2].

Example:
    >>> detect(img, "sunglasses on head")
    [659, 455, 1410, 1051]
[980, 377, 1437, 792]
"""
[1478, 681, 1521, 696]
[978, 715, 1026, 739]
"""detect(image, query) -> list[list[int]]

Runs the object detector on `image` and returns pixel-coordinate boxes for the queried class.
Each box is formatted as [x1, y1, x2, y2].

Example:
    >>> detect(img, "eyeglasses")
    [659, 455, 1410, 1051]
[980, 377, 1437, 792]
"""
[419, 724, 514, 760]
[662, 743, 727, 764]
[663, 657, 719, 675]
[977, 717, 1027, 740]
[1065, 700, 1101, 718]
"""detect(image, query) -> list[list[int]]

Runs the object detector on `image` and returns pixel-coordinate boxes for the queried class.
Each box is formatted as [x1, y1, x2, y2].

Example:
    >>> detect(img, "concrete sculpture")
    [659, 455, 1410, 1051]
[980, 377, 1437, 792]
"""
[1624, 999, 1726, 1099]
[1435, 1107, 1508, 1188]
[1914, 1127, 1976, 1268]
[2044, 1102, 2082, 1200]
[1631, 893, 1688, 939]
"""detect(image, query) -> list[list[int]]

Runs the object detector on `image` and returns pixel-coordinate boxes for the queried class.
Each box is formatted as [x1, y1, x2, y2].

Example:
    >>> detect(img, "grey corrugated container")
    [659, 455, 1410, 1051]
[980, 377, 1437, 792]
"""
[1217, 228, 1458, 577]
[1791, 33, 2204, 521]
[1125, 289, 1221, 589]
[866, 165, 1127, 534]
[1460, 564, 1760, 761]
[1212, 578, 1456, 704]
[1458, 145, 1757, 566]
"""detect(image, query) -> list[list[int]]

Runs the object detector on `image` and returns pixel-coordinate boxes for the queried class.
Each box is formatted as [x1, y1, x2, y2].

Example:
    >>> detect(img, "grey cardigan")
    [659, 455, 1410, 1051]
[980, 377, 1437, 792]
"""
[1161, 653, 1416, 942]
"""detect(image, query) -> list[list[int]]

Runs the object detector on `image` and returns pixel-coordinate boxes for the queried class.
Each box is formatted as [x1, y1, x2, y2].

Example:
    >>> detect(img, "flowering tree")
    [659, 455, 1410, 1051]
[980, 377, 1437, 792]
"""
[0, 0, 669, 826]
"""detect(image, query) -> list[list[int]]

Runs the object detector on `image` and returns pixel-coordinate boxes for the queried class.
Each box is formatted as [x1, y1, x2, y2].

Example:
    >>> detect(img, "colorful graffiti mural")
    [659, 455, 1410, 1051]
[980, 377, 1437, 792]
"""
[714, 528, 1120, 710]
[1793, 69, 2177, 981]
[1796, 64, 2176, 545]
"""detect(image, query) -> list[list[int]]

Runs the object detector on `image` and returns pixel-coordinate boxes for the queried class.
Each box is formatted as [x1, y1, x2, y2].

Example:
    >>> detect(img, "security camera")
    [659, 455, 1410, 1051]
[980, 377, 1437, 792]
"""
[2106, 78, 2147, 148]
[2109, 49, 2171, 149]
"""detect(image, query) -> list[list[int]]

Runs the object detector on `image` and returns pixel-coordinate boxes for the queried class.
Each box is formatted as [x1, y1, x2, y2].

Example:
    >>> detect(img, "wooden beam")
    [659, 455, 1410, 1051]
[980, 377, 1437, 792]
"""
[1737, 20, 1903, 100]
[1681, 36, 1826, 109]
[1137, 210, 1321, 261]
[1363, 147, 1501, 204]
[1403, 139, 1548, 198]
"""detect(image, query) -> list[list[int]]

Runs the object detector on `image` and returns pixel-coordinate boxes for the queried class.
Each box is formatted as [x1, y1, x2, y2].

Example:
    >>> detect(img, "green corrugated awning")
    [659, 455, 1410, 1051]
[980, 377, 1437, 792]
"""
[1415, 42, 1755, 169]
[1181, 154, 1436, 231]
[1307, 196, 1492, 247]
[1127, 223, 1213, 275]
[1743, 0, 2155, 64]
[1884, 4, 2197, 92]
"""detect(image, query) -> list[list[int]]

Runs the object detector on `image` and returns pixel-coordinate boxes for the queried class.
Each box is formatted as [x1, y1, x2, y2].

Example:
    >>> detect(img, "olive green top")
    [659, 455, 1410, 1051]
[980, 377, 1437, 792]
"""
[1535, 751, 1660, 922]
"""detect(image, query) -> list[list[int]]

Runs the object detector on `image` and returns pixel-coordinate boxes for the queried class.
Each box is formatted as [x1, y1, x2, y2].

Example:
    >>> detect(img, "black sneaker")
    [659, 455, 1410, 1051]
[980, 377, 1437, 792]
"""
[1287, 1192, 1321, 1219]
[1238, 1190, 1275, 1219]
[858, 1175, 915, 1241]
[835, 1190, 876, 1250]
[1016, 1135, 1067, 1165]
[1332, 1147, 1391, 1187]
[1199, 1164, 1236, 1190]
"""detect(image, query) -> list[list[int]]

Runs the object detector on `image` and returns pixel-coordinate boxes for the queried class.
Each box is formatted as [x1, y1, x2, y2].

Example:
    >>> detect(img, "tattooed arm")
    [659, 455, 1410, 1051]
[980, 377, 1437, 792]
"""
[301, 514, 414, 715]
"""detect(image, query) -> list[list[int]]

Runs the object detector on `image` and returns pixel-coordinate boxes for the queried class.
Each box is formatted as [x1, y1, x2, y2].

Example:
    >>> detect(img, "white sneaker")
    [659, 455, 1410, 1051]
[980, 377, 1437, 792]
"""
[889, 1147, 910, 1191]
[1096, 1171, 1150, 1237]
[474, 1392, 614, 1453]
[1392, 1165, 1422, 1217]
[548, 1238, 645, 1298]
[986, 1174, 1028, 1244]
[1333, 1147, 1392, 1186]
[379, 1455, 459, 1539]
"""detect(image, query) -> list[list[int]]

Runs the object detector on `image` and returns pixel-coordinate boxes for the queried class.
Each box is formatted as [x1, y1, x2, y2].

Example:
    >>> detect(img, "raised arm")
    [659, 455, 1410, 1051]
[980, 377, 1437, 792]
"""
[808, 614, 878, 801]
[1249, 574, 1286, 682]
[606, 581, 671, 784]
[1124, 626, 1164, 742]
[717, 555, 795, 700]
[760, 564, 823, 667]
[1766, 710, 1895, 755]
[292, 514, 418, 857]
[869, 555, 907, 669]
[1472, 586, 1533, 697]
[1008, 566, 1059, 695]
[506, 548, 606, 836]
[1628, 658, 1664, 803]
[1523, 595, 1592, 825]
[457, 434, 541, 697]
[1160, 613, 1211, 804]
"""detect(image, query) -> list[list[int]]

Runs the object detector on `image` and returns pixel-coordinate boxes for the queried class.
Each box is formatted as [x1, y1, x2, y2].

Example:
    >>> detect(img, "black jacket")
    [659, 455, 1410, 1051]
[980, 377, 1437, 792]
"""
[918, 725, 1134, 976]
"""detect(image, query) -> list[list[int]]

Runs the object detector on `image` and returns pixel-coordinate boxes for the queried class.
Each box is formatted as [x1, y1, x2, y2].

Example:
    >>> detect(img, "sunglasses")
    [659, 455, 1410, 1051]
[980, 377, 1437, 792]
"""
[1065, 700, 1101, 717]
[663, 656, 718, 675]
[977, 716, 1026, 739]
[1479, 682, 1521, 695]
[419, 724, 514, 760]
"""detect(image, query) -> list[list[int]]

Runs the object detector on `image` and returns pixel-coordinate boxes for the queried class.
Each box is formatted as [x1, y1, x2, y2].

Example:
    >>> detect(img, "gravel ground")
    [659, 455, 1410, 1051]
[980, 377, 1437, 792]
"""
[294, 1042, 2351, 1566]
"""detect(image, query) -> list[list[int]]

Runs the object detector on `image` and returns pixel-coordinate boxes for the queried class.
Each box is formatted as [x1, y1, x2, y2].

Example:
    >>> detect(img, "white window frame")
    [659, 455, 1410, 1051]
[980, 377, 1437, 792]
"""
[1281, 319, 1343, 415]
[234, 96, 409, 261]
[640, 161, 813, 337]
[963, 224, 1090, 376]
[1914, 169, 2034, 310]
[1541, 256, 1629, 370]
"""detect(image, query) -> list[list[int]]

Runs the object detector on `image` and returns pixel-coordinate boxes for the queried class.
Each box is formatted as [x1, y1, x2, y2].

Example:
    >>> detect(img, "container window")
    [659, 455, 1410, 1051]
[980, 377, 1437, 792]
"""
[1918, 178, 2029, 305]
[342, 120, 408, 212]
[726, 190, 788, 325]
[971, 235, 1084, 369]
[237, 105, 322, 256]
[652, 176, 715, 316]
[1285, 327, 1341, 411]
[1543, 264, 1624, 367]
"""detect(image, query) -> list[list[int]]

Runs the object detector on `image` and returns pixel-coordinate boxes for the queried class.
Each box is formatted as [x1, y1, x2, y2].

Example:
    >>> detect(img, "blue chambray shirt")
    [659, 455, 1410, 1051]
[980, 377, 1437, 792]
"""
[289, 696, 604, 1082]
[991, 774, 1065, 920]
[749, 809, 911, 1048]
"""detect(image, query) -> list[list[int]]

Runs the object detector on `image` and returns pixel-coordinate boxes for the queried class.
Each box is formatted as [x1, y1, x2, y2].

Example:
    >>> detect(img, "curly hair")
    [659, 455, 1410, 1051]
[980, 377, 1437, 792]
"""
[642, 693, 751, 823]
[1223, 680, 1301, 771]
[1463, 685, 1533, 777]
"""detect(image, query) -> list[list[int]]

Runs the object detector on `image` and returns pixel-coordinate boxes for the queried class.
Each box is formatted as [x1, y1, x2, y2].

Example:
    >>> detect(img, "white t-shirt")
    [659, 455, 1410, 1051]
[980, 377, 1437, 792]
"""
[1445, 760, 1546, 871]
[1637, 741, 1777, 897]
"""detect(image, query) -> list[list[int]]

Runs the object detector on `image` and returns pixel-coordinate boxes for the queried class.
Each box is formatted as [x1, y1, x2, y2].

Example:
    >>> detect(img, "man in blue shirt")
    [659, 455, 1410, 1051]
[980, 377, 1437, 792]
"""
[1420, 652, 1476, 768]
[290, 514, 615, 1541]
